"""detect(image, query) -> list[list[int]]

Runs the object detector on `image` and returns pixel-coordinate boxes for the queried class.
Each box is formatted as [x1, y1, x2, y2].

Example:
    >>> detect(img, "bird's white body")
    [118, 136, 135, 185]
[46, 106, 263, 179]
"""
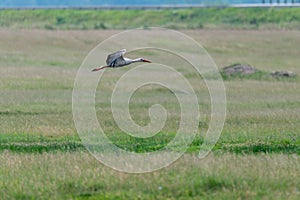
[92, 49, 151, 71]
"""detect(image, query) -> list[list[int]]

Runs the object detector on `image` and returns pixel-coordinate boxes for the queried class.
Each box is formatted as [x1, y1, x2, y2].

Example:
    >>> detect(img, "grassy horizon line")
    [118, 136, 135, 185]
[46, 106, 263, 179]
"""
[1, 7, 300, 30]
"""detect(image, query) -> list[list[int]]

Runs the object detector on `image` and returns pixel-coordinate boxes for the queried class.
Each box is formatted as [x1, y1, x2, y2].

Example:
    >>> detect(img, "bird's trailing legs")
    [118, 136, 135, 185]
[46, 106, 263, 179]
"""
[92, 66, 109, 72]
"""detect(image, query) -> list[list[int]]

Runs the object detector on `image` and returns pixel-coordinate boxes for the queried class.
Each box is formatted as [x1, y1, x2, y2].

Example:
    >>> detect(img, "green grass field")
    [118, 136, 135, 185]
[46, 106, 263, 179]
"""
[1, 7, 300, 30]
[0, 25, 300, 199]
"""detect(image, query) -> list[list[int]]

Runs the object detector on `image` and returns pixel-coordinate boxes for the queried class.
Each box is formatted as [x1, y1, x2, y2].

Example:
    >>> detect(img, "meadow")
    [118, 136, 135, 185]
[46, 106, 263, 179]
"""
[0, 20, 300, 199]
[1, 7, 300, 30]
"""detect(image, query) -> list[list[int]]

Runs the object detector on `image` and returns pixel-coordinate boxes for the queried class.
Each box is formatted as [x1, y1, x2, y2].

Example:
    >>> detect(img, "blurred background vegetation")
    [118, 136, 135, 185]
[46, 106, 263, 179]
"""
[1, 7, 300, 30]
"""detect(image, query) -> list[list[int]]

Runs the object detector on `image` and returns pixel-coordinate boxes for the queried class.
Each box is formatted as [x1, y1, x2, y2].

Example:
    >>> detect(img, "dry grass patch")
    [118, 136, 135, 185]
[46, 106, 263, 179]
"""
[0, 152, 299, 199]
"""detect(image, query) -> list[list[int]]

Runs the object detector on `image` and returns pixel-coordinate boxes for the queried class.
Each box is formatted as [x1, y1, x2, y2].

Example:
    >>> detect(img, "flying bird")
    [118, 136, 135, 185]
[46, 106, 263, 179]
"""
[92, 49, 151, 72]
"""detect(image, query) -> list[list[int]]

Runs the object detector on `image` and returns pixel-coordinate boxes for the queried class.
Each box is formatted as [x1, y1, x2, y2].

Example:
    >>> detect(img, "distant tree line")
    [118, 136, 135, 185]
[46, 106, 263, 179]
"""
[262, 0, 300, 3]
[2, 0, 299, 7]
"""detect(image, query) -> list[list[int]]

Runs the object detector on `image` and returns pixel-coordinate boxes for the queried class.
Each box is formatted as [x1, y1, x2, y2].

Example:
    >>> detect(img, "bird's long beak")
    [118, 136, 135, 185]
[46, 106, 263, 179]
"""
[142, 59, 151, 63]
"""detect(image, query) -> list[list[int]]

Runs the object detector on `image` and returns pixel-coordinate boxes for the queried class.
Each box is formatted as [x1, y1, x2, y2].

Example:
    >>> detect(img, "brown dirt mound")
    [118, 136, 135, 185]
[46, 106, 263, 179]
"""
[222, 64, 256, 75]
[271, 71, 296, 78]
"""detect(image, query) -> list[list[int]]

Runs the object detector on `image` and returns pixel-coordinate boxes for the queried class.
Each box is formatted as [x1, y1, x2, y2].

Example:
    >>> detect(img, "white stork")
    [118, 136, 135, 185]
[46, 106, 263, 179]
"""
[92, 49, 151, 71]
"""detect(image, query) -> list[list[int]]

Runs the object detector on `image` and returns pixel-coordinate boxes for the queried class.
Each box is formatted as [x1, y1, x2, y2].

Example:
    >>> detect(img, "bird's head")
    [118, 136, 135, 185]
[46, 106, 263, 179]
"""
[141, 58, 151, 63]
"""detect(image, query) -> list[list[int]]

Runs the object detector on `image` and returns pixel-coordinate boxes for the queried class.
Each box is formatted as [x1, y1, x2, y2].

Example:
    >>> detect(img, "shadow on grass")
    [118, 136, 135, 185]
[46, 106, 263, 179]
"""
[216, 142, 300, 155]
[0, 142, 85, 153]
[0, 133, 299, 155]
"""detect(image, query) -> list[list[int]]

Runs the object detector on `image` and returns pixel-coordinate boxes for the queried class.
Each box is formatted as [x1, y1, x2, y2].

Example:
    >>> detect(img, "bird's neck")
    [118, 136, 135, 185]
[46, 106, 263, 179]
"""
[131, 58, 143, 63]
[124, 58, 143, 65]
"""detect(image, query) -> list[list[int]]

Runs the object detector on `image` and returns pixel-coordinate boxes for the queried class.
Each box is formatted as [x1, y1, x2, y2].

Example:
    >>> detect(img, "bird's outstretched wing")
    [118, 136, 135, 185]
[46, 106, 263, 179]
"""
[106, 49, 126, 66]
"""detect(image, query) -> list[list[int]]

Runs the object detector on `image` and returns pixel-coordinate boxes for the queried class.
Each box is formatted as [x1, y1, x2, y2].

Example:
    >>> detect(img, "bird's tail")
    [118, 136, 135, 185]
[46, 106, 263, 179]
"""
[91, 66, 109, 72]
